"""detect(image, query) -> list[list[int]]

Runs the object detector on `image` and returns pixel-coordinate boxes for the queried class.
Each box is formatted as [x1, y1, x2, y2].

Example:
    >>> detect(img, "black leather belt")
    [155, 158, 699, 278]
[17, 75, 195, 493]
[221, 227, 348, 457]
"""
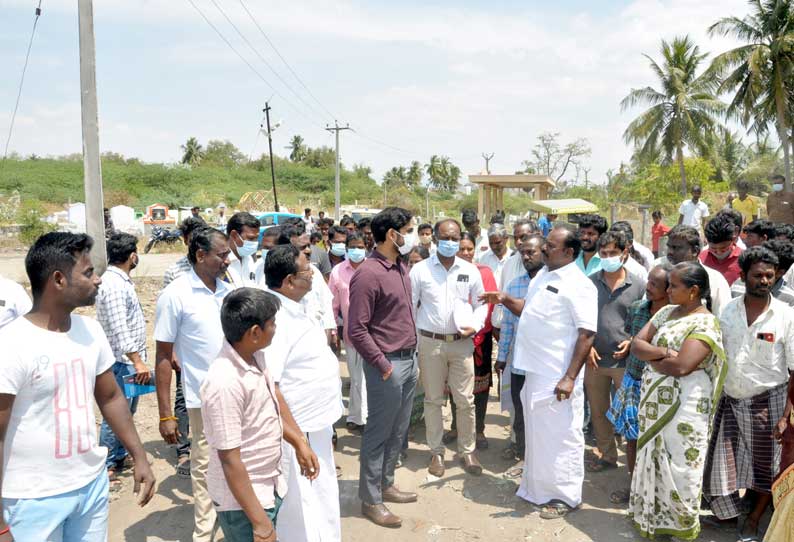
[419, 329, 463, 342]
[385, 348, 415, 360]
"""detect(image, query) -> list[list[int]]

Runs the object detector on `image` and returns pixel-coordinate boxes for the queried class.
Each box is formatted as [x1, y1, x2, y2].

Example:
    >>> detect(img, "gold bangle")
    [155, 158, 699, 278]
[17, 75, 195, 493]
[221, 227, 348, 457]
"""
[160, 416, 177, 422]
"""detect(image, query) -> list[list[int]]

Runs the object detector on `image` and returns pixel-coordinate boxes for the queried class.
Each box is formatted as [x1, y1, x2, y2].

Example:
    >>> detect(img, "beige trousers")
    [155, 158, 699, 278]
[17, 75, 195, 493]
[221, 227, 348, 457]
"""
[418, 335, 476, 455]
[583, 365, 625, 465]
[187, 408, 217, 542]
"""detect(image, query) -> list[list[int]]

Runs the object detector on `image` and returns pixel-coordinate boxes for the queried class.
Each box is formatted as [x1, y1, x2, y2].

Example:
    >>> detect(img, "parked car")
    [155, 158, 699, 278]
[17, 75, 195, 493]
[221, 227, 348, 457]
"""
[256, 212, 302, 245]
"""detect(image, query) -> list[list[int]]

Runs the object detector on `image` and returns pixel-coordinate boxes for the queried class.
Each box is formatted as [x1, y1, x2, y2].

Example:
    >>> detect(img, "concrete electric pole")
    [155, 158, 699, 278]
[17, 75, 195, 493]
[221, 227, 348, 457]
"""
[325, 122, 350, 221]
[78, 0, 107, 274]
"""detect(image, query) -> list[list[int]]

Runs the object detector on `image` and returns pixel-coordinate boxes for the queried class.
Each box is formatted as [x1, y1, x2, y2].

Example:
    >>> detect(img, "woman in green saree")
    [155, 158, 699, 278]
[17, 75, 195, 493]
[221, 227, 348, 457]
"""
[628, 262, 727, 540]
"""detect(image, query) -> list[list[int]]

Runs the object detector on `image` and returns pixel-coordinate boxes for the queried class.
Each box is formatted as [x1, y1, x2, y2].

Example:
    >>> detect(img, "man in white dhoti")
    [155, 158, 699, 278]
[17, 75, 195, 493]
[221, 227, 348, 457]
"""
[481, 227, 597, 519]
[262, 244, 344, 541]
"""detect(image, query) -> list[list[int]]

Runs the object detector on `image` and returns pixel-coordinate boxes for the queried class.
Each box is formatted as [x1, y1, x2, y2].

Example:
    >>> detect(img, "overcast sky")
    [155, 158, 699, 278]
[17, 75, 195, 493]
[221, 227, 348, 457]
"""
[1, 0, 750, 185]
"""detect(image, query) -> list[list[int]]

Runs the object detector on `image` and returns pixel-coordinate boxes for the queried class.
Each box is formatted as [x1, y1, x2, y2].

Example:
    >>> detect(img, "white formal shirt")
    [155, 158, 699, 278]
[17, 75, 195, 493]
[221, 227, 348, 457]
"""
[512, 261, 598, 378]
[154, 270, 232, 408]
[478, 249, 511, 289]
[255, 261, 335, 330]
[720, 296, 794, 400]
[625, 256, 649, 282]
[225, 250, 258, 289]
[263, 291, 343, 432]
[493, 252, 525, 328]
[410, 254, 487, 334]
[679, 199, 710, 230]
[633, 241, 655, 271]
[0, 277, 31, 330]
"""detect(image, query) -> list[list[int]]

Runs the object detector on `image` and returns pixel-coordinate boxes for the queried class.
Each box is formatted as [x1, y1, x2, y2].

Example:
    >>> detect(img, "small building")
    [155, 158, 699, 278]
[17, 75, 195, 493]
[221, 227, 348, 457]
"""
[468, 174, 555, 223]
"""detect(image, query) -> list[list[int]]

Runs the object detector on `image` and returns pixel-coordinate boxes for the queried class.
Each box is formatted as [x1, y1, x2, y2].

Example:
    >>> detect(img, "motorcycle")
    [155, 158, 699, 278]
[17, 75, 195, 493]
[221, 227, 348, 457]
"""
[144, 226, 183, 254]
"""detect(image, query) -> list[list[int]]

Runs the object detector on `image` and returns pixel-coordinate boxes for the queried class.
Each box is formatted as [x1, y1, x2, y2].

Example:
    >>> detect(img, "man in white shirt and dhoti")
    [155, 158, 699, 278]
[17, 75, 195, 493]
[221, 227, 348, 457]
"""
[482, 227, 597, 519]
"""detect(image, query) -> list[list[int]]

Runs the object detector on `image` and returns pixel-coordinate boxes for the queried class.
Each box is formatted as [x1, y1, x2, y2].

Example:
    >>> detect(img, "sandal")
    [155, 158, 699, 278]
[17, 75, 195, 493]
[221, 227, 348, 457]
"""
[586, 458, 618, 473]
[539, 500, 574, 520]
[609, 488, 631, 504]
[177, 455, 191, 478]
[107, 468, 123, 493]
[504, 463, 523, 479]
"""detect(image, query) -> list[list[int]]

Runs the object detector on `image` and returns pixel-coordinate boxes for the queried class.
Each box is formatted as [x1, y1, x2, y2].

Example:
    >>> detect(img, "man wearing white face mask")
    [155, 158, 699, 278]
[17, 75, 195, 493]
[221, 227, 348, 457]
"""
[225, 212, 261, 289]
[585, 231, 646, 473]
[328, 225, 349, 268]
[328, 232, 369, 431]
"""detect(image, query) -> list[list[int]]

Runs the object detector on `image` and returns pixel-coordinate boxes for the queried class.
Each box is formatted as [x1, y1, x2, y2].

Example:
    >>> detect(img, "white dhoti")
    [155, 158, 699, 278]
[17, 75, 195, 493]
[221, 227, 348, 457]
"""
[276, 425, 341, 542]
[517, 372, 585, 509]
[344, 343, 368, 426]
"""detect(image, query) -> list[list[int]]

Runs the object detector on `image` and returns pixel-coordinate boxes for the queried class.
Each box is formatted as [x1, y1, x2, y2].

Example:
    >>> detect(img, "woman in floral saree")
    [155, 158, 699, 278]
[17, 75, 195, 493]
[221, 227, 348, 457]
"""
[628, 262, 727, 540]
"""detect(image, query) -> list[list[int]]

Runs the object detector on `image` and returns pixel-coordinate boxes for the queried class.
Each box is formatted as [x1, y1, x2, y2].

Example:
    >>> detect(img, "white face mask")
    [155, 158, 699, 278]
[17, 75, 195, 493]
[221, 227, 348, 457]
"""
[394, 231, 416, 256]
[773, 184, 784, 192]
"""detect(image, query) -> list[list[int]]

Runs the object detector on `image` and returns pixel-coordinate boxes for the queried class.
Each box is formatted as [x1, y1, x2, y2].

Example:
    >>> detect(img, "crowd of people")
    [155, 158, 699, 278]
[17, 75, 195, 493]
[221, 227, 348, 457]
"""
[0, 186, 793, 542]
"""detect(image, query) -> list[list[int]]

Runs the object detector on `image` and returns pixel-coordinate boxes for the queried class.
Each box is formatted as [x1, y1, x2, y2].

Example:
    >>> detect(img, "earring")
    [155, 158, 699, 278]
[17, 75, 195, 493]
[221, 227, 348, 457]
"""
[689, 293, 695, 301]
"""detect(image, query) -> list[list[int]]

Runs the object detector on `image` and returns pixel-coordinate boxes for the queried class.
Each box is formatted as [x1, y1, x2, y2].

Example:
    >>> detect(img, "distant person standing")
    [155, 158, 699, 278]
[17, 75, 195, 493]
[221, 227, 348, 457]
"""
[417, 223, 437, 256]
[766, 174, 794, 225]
[225, 212, 261, 289]
[677, 185, 710, 233]
[0, 274, 31, 330]
[190, 206, 205, 223]
[732, 180, 760, 225]
[358, 217, 375, 256]
[651, 210, 670, 258]
[103, 207, 115, 239]
[302, 208, 315, 232]
[538, 213, 557, 238]
[215, 203, 228, 229]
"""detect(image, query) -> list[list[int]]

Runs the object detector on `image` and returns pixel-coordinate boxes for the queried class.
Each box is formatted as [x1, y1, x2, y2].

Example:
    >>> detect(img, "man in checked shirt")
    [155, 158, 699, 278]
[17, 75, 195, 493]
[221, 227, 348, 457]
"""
[96, 233, 151, 487]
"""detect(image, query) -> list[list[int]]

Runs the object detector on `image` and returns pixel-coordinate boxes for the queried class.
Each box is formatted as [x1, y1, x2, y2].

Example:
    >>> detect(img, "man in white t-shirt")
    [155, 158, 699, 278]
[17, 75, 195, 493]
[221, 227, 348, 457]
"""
[0, 232, 155, 541]
[0, 275, 31, 329]
[155, 227, 232, 542]
[678, 185, 710, 233]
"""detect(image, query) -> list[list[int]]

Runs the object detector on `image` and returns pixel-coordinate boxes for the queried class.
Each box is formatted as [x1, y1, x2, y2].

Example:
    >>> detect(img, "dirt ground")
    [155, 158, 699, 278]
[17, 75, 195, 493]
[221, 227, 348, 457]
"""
[83, 275, 751, 542]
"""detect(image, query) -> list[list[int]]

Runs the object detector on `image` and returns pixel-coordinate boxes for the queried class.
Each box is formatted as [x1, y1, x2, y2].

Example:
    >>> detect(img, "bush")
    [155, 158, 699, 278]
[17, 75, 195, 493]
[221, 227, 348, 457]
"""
[17, 204, 56, 246]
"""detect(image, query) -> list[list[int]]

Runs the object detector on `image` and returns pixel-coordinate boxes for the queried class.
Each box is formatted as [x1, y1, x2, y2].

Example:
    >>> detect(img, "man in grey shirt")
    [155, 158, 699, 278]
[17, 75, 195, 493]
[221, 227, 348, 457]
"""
[585, 230, 646, 472]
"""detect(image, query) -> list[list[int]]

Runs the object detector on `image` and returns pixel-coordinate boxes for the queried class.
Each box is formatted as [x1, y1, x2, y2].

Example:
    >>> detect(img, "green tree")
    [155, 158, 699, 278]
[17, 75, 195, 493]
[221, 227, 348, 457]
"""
[425, 155, 444, 190]
[709, 0, 794, 189]
[383, 166, 408, 188]
[407, 160, 423, 187]
[288, 135, 307, 162]
[301, 146, 336, 168]
[621, 36, 724, 196]
[202, 140, 246, 167]
[180, 137, 204, 166]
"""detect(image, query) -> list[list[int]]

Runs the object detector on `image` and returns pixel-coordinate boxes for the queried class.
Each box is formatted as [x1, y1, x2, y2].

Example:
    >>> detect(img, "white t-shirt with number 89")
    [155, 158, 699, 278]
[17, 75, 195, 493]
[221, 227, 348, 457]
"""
[0, 315, 115, 498]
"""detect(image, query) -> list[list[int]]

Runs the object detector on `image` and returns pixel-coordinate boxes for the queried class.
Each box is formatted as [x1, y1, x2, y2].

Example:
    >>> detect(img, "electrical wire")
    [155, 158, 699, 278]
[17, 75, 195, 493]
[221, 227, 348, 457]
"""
[236, 0, 337, 121]
[208, 0, 331, 124]
[3, 1, 43, 160]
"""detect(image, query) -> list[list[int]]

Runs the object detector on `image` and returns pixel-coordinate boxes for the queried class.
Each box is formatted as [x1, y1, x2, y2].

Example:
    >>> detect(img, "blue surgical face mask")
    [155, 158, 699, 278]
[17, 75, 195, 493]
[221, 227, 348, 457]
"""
[600, 255, 624, 273]
[347, 248, 366, 263]
[437, 239, 460, 258]
[330, 243, 346, 257]
[238, 239, 258, 258]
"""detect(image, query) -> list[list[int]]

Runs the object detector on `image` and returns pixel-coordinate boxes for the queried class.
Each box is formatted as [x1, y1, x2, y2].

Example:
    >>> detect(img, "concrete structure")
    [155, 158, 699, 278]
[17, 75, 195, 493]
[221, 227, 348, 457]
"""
[468, 174, 555, 222]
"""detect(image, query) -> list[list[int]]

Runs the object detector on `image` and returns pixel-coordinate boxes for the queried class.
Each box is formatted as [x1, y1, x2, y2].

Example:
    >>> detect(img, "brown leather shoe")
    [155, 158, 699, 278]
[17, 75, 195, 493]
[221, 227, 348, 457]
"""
[428, 454, 445, 477]
[361, 502, 402, 528]
[461, 453, 483, 476]
[383, 485, 418, 503]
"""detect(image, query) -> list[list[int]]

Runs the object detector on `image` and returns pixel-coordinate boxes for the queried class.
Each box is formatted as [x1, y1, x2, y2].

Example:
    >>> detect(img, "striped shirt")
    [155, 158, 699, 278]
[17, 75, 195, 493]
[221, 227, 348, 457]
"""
[496, 272, 531, 375]
[163, 256, 192, 289]
[96, 266, 147, 365]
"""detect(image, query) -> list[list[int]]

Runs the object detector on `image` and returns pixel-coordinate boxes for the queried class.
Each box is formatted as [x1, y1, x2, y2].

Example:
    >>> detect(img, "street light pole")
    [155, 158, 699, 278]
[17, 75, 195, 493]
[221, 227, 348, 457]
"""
[263, 103, 279, 212]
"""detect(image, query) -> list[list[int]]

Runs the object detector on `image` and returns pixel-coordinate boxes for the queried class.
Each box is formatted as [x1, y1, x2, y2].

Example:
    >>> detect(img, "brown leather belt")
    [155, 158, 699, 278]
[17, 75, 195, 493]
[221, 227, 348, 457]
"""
[419, 329, 463, 342]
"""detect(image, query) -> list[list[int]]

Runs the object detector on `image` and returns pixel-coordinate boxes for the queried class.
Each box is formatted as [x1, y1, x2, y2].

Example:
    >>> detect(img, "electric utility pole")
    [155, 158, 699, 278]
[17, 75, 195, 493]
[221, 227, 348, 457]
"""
[263, 103, 279, 211]
[326, 121, 350, 220]
[482, 152, 494, 175]
[78, 0, 107, 273]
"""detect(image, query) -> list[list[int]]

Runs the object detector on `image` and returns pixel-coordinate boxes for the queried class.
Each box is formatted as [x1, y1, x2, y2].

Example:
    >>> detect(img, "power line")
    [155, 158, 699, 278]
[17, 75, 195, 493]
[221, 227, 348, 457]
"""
[207, 0, 331, 124]
[3, 1, 43, 160]
[236, 0, 337, 120]
[183, 0, 325, 130]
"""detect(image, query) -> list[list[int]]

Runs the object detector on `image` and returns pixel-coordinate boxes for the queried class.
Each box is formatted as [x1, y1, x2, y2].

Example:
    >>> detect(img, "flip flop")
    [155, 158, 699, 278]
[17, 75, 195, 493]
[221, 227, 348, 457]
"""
[609, 488, 631, 504]
[586, 458, 618, 473]
[177, 456, 191, 478]
[539, 500, 575, 520]
[504, 464, 523, 479]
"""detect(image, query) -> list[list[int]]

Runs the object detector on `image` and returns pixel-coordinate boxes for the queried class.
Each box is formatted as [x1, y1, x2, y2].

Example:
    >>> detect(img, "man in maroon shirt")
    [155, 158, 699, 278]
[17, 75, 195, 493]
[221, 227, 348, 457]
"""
[348, 207, 418, 529]
[700, 213, 743, 285]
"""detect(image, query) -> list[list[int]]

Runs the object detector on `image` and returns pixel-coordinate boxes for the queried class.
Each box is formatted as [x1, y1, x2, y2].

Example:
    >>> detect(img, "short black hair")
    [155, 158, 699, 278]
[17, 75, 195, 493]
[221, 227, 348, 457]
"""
[577, 214, 608, 235]
[281, 217, 306, 234]
[692, 185, 703, 193]
[357, 217, 372, 230]
[277, 225, 303, 246]
[461, 209, 478, 227]
[762, 240, 794, 271]
[319, 218, 334, 228]
[106, 232, 138, 265]
[652, 210, 663, 220]
[188, 228, 227, 264]
[310, 231, 322, 243]
[221, 288, 280, 344]
[743, 219, 776, 239]
[434, 218, 462, 239]
[226, 212, 261, 236]
[409, 245, 430, 260]
[489, 210, 506, 225]
[667, 225, 702, 253]
[705, 214, 736, 244]
[191, 205, 200, 210]
[737, 180, 750, 191]
[25, 232, 94, 299]
[610, 221, 634, 243]
[371, 207, 413, 243]
[560, 227, 582, 259]
[775, 223, 794, 241]
[304, 208, 311, 213]
[340, 217, 356, 228]
[461, 231, 477, 245]
[739, 246, 779, 275]
[346, 231, 364, 246]
[512, 218, 539, 233]
[179, 216, 207, 239]
[262, 226, 281, 239]
[597, 230, 628, 252]
[717, 208, 742, 232]
[264, 244, 300, 289]
[771, 174, 786, 184]
[418, 223, 433, 233]
[329, 225, 348, 240]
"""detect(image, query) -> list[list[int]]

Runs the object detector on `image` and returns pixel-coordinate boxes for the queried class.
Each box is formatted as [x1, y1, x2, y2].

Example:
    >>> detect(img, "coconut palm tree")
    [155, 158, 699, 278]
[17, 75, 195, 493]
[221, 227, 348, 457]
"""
[180, 137, 204, 166]
[288, 134, 307, 162]
[425, 155, 445, 190]
[709, 0, 794, 189]
[621, 36, 724, 195]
